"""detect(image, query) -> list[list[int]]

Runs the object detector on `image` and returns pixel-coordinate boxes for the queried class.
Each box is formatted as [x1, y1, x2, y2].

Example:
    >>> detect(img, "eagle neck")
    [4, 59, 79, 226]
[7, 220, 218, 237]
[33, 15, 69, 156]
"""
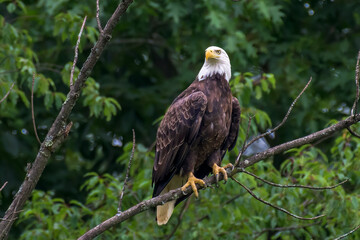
[197, 60, 231, 82]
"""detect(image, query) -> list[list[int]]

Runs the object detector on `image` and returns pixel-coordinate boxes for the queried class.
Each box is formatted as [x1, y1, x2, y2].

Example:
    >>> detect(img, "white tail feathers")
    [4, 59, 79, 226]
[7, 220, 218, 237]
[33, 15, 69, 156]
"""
[156, 175, 185, 225]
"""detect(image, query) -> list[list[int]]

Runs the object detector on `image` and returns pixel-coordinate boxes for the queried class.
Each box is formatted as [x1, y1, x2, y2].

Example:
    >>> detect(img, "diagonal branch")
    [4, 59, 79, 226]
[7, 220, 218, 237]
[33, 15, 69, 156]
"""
[0, 1, 134, 239]
[96, 0, 103, 33]
[241, 169, 348, 190]
[242, 77, 312, 155]
[70, 16, 87, 90]
[334, 224, 360, 240]
[117, 129, 135, 213]
[0, 182, 8, 192]
[0, 82, 15, 104]
[165, 196, 192, 240]
[230, 176, 325, 221]
[78, 113, 360, 240]
[31, 73, 41, 145]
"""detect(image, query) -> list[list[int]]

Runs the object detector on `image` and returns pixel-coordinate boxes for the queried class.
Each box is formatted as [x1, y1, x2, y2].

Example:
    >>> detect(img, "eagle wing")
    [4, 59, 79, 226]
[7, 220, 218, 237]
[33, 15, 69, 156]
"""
[221, 96, 241, 155]
[152, 91, 207, 197]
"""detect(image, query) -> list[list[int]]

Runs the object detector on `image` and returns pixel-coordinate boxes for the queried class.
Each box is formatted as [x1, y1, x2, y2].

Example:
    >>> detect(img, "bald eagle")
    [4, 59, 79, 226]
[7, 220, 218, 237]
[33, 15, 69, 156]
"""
[152, 46, 241, 225]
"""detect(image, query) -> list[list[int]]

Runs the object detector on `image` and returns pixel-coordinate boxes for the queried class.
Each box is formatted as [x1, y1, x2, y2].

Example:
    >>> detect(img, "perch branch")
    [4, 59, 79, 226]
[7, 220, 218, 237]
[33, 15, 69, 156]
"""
[230, 177, 325, 220]
[96, 0, 103, 33]
[70, 16, 87, 90]
[241, 169, 348, 190]
[31, 74, 41, 145]
[78, 113, 360, 240]
[243, 77, 312, 154]
[117, 129, 135, 213]
[351, 50, 360, 116]
[0, 82, 15, 104]
[0, 1, 134, 239]
[334, 224, 360, 240]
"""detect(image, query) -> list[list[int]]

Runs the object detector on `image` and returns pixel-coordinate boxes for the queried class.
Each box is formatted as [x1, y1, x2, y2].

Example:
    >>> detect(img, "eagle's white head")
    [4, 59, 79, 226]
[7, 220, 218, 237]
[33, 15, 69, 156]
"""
[197, 46, 231, 82]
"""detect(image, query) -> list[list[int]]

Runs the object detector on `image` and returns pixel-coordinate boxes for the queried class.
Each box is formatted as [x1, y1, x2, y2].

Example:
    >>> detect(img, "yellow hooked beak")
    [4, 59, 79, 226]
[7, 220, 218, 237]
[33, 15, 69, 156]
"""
[205, 49, 219, 61]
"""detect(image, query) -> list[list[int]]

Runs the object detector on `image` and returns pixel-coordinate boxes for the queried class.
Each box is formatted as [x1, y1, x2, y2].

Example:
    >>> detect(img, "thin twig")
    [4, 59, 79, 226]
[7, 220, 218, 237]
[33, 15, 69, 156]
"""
[70, 16, 87, 90]
[241, 169, 348, 190]
[31, 74, 41, 145]
[243, 77, 312, 155]
[346, 126, 360, 138]
[117, 129, 136, 213]
[96, 0, 103, 33]
[235, 115, 253, 166]
[165, 197, 192, 240]
[0, 182, 8, 192]
[231, 176, 325, 220]
[253, 221, 321, 239]
[0, 82, 15, 104]
[351, 50, 360, 116]
[334, 224, 360, 240]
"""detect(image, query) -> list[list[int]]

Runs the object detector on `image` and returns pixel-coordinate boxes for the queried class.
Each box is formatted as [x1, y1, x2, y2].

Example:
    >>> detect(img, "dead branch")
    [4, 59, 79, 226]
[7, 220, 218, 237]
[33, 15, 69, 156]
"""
[334, 224, 360, 240]
[243, 77, 312, 155]
[31, 74, 41, 145]
[0, 82, 15, 104]
[117, 129, 135, 213]
[234, 115, 253, 166]
[351, 50, 360, 116]
[241, 169, 348, 190]
[96, 0, 103, 33]
[0, 182, 8, 192]
[253, 221, 321, 239]
[231, 177, 325, 221]
[0, 1, 134, 239]
[70, 16, 87, 90]
[78, 113, 360, 240]
[346, 126, 360, 138]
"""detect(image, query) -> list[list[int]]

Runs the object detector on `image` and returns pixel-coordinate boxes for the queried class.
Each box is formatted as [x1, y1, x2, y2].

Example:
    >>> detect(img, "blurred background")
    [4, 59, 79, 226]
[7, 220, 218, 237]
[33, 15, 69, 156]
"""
[1, 0, 360, 239]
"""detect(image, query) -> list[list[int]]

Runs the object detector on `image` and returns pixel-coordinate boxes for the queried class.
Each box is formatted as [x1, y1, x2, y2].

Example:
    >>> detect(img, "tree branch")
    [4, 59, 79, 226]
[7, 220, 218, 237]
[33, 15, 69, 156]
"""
[117, 129, 135, 213]
[334, 224, 360, 240]
[96, 0, 103, 33]
[70, 16, 87, 90]
[0, 82, 15, 104]
[0, 182, 8, 192]
[0, 1, 134, 239]
[351, 50, 360, 116]
[31, 74, 41, 145]
[78, 113, 360, 240]
[165, 197, 192, 240]
[240, 169, 348, 190]
[231, 176, 325, 220]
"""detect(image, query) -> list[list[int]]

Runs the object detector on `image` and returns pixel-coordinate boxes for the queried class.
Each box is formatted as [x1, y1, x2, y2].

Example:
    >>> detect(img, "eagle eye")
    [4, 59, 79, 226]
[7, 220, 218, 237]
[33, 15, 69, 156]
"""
[215, 50, 221, 55]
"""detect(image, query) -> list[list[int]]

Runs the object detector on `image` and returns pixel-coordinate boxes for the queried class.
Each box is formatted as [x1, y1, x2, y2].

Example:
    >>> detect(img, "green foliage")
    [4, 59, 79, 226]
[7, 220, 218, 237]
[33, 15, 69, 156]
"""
[1, 0, 360, 239]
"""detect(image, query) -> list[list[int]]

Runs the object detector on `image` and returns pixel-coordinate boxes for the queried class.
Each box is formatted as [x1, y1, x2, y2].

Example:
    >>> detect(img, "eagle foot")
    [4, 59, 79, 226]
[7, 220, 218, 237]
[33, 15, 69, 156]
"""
[213, 163, 233, 185]
[181, 172, 206, 198]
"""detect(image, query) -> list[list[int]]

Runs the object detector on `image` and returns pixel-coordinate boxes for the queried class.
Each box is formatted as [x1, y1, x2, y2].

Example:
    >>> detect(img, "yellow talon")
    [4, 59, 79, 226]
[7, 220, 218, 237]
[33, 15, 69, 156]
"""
[181, 172, 206, 198]
[213, 163, 233, 183]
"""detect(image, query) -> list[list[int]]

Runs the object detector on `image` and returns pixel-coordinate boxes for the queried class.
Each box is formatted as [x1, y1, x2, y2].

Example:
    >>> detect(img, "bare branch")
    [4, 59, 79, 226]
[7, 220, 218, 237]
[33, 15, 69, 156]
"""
[0, 82, 15, 104]
[253, 221, 321, 239]
[235, 115, 253, 166]
[117, 129, 135, 213]
[241, 169, 348, 190]
[243, 77, 312, 154]
[96, 0, 103, 33]
[165, 197, 192, 240]
[334, 224, 360, 240]
[0, 1, 134, 238]
[0, 182, 8, 192]
[70, 16, 87, 90]
[351, 50, 360, 116]
[31, 74, 41, 145]
[230, 176, 325, 221]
